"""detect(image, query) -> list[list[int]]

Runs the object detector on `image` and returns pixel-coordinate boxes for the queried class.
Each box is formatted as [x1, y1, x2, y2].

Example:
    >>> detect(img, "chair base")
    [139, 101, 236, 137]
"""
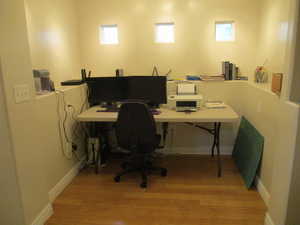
[114, 164, 167, 188]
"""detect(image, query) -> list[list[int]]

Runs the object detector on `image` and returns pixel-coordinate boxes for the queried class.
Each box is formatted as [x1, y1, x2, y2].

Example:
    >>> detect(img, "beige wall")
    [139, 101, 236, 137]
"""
[286, 2, 300, 223]
[0, 0, 43, 222]
[256, 0, 291, 75]
[1, 1, 299, 225]
[268, 101, 299, 225]
[249, 0, 300, 224]
[25, 0, 81, 85]
[0, 0, 85, 224]
[76, 0, 260, 77]
[286, 114, 300, 224]
[0, 61, 26, 225]
[290, 3, 300, 102]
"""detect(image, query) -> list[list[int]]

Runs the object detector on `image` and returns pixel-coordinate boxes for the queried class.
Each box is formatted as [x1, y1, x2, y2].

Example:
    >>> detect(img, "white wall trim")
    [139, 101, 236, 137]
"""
[49, 159, 84, 203]
[265, 213, 275, 225]
[30, 204, 53, 225]
[256, 176, 270, 207]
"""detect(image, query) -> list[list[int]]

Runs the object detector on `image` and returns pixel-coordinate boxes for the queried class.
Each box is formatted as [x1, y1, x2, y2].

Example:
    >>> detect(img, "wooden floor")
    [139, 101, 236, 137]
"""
[46, 155, 266, 225]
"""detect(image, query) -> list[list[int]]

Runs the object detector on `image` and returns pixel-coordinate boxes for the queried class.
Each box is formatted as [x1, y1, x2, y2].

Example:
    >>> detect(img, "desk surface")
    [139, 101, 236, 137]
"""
[77, 105, 239, 123]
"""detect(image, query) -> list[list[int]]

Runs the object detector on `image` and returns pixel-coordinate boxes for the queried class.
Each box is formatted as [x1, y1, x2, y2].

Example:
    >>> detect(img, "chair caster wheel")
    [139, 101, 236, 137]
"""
[114, 176, 120, 183]
[161, 169, 167, 177]
[140, 182, 147, 188]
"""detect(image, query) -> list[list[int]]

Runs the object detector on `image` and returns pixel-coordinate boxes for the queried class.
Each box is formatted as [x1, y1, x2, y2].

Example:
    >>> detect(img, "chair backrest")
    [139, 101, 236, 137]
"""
[115, 102, 157, 152]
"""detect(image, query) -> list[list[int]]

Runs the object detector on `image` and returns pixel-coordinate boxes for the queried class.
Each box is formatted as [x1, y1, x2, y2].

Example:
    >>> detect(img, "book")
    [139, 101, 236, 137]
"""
[229, 63, 233, 80]
[199, 75, 225, 81]
[222, 62, 226, 76]
[224, 61, 230, 80]
[232, 64, 237, 80]
[222, 61, 238, 80]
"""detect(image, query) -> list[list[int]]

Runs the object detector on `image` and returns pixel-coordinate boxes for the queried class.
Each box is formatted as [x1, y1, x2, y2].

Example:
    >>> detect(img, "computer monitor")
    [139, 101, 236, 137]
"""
[127, 76, 167, 107]
[87, 77, 128, 105]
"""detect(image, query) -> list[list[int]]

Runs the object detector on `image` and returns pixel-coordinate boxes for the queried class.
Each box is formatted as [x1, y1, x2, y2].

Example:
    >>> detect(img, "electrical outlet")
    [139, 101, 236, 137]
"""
[14, 84, 30, 103]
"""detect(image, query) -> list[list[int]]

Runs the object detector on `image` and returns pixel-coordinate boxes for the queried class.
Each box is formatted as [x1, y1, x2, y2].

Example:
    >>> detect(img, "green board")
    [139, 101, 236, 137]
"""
[232, 117, 264, 189]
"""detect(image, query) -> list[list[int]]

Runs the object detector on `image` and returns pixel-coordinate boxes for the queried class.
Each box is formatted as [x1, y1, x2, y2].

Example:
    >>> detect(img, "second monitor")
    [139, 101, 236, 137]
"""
[127, 76, 167, 107]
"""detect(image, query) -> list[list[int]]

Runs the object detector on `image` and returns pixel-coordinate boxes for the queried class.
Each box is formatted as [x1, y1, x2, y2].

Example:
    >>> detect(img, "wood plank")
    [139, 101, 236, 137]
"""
[46, 156, 266, 225]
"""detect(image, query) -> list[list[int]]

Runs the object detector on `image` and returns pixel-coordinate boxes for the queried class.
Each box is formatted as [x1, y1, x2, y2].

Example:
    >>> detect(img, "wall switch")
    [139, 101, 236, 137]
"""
[14, 84, 30, 103]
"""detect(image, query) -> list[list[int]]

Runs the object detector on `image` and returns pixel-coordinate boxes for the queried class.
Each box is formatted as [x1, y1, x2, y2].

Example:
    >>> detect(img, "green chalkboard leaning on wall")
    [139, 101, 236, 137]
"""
[232, 117, 265, 189]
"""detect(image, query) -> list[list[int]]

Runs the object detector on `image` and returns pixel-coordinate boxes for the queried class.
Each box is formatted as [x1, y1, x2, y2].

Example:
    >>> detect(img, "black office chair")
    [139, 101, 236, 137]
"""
[114, 102, 167, 188]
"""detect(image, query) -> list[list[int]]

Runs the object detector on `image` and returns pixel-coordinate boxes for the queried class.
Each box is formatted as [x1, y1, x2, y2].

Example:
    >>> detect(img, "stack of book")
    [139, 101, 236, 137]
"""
[222, 61, 238, 80]
[199, 75, 225, 81]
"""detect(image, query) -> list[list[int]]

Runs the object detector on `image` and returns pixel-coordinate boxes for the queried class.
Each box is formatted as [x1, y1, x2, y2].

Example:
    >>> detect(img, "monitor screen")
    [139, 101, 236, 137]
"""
[87, 76, 167, 106]
[127, 76, 167, 106]
[87, 77, 128, 105]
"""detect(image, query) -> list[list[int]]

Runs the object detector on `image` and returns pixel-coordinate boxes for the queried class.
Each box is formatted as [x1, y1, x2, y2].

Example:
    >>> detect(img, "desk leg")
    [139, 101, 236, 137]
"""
[95, 136, 103, 174]
[211, 123, 217, 157]
[215, 122, 222, 177]
[184, 122, 222, 177]
[162, 122, 169, 146]
[95, 128, 111, 174]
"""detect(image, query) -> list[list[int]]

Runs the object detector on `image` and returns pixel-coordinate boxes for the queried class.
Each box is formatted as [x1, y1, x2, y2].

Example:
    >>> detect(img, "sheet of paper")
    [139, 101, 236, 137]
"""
[177, 83, 196, 95]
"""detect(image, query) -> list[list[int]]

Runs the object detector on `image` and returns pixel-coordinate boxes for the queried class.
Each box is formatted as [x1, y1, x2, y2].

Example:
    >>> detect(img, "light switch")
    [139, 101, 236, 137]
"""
[14, 84, 30, 103]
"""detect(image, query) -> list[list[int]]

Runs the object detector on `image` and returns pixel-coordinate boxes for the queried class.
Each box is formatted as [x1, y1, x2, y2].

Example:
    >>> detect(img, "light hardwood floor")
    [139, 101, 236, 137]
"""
[46, 155, 266, 225]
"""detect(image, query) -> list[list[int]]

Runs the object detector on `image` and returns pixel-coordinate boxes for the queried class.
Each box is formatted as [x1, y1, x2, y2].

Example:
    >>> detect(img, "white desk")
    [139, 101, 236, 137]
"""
[77, 105, 239, 177]
[77, 106, 239, 123]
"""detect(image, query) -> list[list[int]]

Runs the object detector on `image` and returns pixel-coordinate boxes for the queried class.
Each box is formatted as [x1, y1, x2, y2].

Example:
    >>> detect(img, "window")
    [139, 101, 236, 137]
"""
[100, 25, 119, 45]
[215, 22, 235, 42]
[155, 23, 175, 43]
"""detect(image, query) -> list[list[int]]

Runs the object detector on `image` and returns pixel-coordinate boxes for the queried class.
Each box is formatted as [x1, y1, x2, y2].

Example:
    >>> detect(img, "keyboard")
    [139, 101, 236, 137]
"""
[150, 109, 161, 115]
[97, 108, 119, 112]
[97, 108, 161, 115]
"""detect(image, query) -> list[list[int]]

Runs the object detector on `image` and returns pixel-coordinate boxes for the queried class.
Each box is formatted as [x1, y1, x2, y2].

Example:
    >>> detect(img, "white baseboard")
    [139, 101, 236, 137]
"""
[49, 159, 84, 203]
[255, 176, 270, 207]
[30, 204, 53, 225]
[265, 213, 275, 225]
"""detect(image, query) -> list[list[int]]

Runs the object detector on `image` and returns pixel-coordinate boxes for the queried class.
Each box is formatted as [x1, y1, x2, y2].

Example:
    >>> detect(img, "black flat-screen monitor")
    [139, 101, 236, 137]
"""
[87, 76, 167, 107]
[127, 76, 167, 106]
[87, 77, 128, 105]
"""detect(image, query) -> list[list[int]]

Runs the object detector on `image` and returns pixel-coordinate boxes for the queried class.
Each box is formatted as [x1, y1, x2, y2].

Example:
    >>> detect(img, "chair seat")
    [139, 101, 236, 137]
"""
[114, 102, 167, 188]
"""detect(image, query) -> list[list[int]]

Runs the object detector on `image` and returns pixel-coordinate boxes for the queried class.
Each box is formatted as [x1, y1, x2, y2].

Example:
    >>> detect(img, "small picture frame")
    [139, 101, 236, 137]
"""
[272, 73, 283, 96]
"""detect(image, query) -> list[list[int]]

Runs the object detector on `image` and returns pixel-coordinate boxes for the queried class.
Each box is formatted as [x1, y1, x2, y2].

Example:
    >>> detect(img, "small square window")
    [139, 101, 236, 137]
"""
[155, 23, 175, 43]
[215, 22, 235, 42]
[100, 25, 119, 45]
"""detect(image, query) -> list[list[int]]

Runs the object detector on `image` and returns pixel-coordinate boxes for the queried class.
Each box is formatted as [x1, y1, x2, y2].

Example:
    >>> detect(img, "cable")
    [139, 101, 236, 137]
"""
[166, 69, 172, 76]
[55, 85, 90, 160]
[68, 105, 84, 139]
[152, 66, 159, 76]
[60, 90, 71, 143]
[55, 90, 72, 159]
[80, 85, 89, 114]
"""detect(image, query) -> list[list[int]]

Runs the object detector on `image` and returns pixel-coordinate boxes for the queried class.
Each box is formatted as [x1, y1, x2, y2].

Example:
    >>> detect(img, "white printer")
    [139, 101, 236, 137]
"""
[168, 83, 204, 112]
